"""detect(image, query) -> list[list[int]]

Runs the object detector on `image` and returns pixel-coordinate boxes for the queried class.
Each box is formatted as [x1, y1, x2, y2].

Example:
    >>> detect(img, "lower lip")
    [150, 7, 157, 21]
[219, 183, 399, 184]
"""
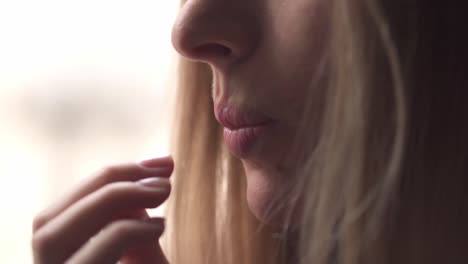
[223, 125, 269, 158]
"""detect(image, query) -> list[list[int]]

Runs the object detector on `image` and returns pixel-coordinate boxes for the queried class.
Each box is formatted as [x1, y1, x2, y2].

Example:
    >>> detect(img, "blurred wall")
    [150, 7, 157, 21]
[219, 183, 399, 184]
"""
[0, 0, 179, 262]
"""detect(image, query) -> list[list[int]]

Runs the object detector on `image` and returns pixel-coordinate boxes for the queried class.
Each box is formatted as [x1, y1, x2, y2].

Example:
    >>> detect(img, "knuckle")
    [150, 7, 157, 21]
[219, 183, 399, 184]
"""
[98, 182, 139, 205]
[95, 165, 122, 185]
[32, 213, 47, 232]
[95, 163, 139, 183]
[31, 231, 51, 255]
[32, 208, 54, 232]
[98, 165, 121, 181]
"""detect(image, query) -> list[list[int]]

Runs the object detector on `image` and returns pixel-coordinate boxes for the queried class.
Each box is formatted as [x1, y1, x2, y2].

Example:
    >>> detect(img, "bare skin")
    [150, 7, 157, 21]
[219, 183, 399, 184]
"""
[31, 156, 173, 263]
[32, 0, 330, 261]
[172, 0, 329, 223]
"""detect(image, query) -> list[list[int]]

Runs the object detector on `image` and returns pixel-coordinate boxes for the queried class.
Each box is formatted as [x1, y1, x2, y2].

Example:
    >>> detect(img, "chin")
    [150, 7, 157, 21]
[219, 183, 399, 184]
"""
[246, 188, 284, 228]
[243, 160, 299, 229]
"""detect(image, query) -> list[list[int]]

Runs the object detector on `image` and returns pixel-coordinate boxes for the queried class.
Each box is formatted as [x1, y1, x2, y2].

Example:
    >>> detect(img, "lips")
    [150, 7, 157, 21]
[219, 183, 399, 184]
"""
[215, 104, 273, 158]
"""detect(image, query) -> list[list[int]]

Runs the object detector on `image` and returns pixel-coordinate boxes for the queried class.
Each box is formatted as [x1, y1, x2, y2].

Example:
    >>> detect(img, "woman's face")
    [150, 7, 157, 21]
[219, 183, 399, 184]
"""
[172, 0, 330, 224]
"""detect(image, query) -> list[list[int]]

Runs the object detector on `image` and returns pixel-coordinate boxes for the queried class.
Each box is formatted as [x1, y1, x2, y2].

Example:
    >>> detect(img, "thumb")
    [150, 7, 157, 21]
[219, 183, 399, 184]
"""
[120, 217, 169, 264]
[120, 238, 169, 264]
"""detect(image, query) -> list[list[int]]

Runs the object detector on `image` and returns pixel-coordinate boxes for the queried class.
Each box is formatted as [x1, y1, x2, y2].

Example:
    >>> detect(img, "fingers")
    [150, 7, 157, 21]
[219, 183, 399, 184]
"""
[33, 156, 173, 232]
[120, 241, 169, 264]
[66, 218, 167, 264]
[32, 178, 170, 264]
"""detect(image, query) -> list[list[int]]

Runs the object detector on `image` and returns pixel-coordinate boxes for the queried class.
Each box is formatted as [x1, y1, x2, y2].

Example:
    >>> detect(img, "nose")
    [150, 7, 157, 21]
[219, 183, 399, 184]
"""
[171, 0, 259, 70]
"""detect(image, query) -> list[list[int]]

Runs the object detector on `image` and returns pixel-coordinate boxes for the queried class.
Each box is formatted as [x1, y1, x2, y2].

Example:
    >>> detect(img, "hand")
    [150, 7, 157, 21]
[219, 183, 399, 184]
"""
[31, 156, 174, 264]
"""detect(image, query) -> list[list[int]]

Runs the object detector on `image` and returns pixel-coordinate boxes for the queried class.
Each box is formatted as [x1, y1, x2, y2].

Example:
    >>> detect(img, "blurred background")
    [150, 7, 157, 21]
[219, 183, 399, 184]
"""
[0, 0, 179, 262]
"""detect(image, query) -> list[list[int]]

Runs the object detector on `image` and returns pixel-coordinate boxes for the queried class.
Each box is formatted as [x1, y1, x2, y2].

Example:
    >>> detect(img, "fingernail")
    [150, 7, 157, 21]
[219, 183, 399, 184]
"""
[139, 156, 173, 168]
[138, 177, 170, 190]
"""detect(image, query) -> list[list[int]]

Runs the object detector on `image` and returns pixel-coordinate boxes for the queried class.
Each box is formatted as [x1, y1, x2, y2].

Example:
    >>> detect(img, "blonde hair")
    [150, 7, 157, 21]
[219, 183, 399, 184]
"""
[165, 0, 468, 263]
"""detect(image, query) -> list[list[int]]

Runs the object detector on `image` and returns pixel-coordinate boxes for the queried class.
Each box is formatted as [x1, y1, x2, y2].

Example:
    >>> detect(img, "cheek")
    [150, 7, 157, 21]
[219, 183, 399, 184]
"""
[264, 0, 331, 113]
[239, 0, 331, 226]
[268, 0, 330, 60]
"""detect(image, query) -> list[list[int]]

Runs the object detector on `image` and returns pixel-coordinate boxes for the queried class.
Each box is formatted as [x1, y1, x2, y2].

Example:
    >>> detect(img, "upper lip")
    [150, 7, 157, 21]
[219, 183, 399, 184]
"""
[215, 104, 273, 130]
